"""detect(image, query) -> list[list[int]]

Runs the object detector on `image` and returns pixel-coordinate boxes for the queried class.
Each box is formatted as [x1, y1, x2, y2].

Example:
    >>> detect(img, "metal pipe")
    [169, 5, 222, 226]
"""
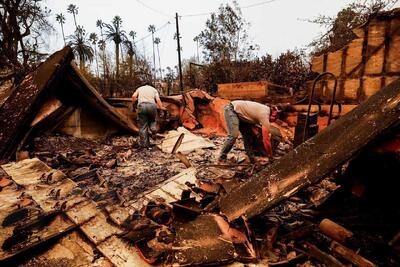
[303, 72, 338, 142]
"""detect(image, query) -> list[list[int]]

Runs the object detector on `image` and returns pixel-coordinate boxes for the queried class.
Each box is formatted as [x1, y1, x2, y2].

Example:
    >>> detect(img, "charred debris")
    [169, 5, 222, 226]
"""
[0, 9, 400, 267]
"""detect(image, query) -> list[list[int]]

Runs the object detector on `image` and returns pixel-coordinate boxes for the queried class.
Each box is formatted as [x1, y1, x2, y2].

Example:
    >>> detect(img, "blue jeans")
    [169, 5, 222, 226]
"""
[138, 102, 157, 147]
[219, 104, 254, 160]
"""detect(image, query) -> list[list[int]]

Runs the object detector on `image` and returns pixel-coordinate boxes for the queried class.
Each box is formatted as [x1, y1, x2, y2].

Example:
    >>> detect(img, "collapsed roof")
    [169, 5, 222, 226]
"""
[0, 47, 138, 160]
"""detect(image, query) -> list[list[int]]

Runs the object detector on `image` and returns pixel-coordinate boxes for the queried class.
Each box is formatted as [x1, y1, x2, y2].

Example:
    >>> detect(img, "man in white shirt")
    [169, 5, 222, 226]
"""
[219, 100, 277, 162]
[132, 83, 165, 148]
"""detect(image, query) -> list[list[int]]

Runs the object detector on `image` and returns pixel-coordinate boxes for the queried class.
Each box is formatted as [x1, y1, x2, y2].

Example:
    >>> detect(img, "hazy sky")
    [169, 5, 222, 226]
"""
[45, 0, 399, 71]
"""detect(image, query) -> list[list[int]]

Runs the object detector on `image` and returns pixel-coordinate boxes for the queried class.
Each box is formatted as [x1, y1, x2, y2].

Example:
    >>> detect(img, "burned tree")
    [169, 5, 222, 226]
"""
[0, 0, 52, 70]
[309, 0, 398, 55]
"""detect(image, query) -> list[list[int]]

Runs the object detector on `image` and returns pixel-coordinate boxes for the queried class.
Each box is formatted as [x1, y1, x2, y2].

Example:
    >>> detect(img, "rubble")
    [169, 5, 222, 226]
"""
[0, 17, 400, 265]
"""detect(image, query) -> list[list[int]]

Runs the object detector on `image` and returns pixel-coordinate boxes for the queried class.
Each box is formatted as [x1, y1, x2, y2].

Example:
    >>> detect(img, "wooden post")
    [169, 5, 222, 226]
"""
[175, 13, 184, 93]
[330, 241, 377, 267]
[319, 219, 353, 244]
[304, 242, 344, 267]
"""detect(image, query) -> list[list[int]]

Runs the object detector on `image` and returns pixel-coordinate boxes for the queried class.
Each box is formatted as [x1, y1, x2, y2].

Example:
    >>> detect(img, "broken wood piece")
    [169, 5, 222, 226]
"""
[15, 151, 29, 162]
[95, 170, 108, 188]
[176, 152, 191, 168]
[116, 191, 127, 206]
[304, 242, 344, 267]
[389, 230, 400, 247]
[319, 218, 353, 244]
[265, 226, 278, 250]
[172, 214, 236, 265]
[0, 177, 13, 188]
[330, 240, 377, 267]
[158, 127, 215, 154]
[171, 133, 184, 154]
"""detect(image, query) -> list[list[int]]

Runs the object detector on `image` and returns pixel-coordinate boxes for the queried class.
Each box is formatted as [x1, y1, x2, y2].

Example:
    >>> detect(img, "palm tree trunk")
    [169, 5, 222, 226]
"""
[61, 24, 66, 46]
[129, 54, 133, 77]
[115, 42, 120, 78]
[151, 33, 156, 80]
[94, 46, 99, 77]
[73, 13, 77, 29]
[157, 43, 162, 79]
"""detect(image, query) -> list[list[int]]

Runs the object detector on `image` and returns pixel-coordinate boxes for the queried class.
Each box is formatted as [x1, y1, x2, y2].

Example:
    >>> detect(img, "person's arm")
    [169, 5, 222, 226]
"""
[155, 92, 165, 110]
[262, 126, 273, 157]
[260, 109, 272, 157]
[132, 90, 138, 104]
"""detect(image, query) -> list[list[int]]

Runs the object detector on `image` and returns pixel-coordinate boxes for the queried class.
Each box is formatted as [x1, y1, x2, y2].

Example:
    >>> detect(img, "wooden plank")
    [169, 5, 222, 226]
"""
[80, 213, 122, 245]
[25, 179, 77, 212]
[388, 17, 400, 74]
[345, 38, 364, 76]
[107, 206, 132, 226]
[364, 77, 382, 98]
[343, 79, 360, 100]
[387, 29, 400, 72]
[30, 97, 63, 126]
[0, 186, 28, 258]
[326, 50, 343, 77]
[97, 236, 151, 267]
[311, 55, 325, 73]
[173, 168, 197, 185]
[35, 231, 112, 267]
[158, 127, 215, 154]
[365, 22, 385, 76]
[0, 215, 75, 261]
[385, 76, 400, 86]
[365, 21, 386, 74]
[290, 105, 357, 115]
[2, 158, 51, 186]
[217, 81, 268, 100]
[65, 200, 99, 225]
[149, 188, 179, 203]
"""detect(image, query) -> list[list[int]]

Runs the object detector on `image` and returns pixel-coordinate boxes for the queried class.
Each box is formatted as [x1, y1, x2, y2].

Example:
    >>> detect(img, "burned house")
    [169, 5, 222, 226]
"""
[0, 47, 138, 161]
[0, 9, 400, 267]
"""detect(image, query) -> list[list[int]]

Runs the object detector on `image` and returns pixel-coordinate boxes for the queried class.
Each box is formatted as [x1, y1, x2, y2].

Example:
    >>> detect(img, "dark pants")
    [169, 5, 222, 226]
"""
[219, 104, 254, 160]
[138, 102, 157, 148]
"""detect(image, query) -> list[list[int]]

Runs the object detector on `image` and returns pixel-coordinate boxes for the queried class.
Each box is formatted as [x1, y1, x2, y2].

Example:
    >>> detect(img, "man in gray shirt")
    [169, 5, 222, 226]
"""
[219, 100, 277, 162]
[132, 83, 165, 148]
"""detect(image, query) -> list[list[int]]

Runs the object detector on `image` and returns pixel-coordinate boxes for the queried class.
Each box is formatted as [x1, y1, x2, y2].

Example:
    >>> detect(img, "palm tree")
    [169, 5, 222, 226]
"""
[154, 37, 162, 79]
[104, 16, 127, 78]
[129, 31, 136, 57]
[148, 24, 156, 79]
[89, 33, 99, 77]
[193, 36, 200, 63]
[123, 40, 135, 77]
[67, 4, 79, 29]
[67, 26, 94, 70]
[96, 20, 107, 77]
[55, 13, 66, 46]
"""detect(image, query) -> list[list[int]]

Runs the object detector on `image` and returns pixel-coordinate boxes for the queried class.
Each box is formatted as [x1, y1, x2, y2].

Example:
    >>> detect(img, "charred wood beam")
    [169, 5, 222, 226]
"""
[218, 79, 400, 221]
[330, 241, 377, 267]
[0, 47, 74, 160]
[66, 62, 138, 133]
[304, 242, 344, 267]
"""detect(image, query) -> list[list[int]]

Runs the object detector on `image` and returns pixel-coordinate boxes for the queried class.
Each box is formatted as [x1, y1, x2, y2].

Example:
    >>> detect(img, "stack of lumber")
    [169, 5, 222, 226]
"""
[310, 8, 400, 103]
